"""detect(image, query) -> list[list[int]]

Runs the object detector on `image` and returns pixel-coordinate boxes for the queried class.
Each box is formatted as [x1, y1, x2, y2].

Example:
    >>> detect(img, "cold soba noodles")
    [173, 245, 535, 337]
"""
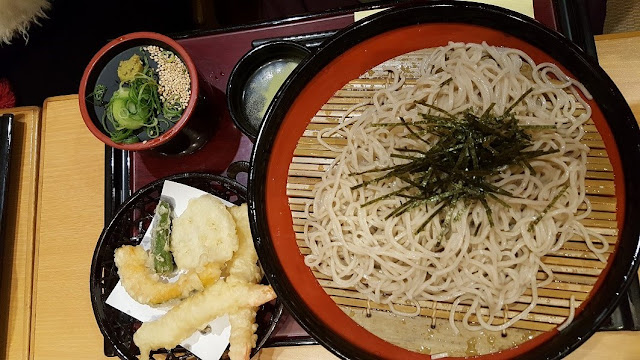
[303, 42, 608, 333]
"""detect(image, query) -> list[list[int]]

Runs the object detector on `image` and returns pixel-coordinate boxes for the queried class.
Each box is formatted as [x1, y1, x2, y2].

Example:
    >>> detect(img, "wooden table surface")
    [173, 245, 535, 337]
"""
[3, 32, 639, 360]
[0, 106, 41, 360]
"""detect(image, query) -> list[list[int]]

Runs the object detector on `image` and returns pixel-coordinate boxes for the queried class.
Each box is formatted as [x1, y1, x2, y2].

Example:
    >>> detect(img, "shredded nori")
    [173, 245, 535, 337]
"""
[354, 88, 561, 233]
[528, 183, 570, 232]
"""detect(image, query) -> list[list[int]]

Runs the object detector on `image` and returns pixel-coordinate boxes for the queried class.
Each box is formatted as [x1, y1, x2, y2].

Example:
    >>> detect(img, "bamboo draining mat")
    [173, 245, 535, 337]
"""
[286, 49, 618, 341]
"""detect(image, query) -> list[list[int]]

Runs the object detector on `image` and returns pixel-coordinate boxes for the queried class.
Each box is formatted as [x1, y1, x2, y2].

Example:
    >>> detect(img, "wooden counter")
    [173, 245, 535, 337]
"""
[594, 32, 640, 117]
[31, 95, 106, 359]
[0, 106, 41, 360]
[7, 32, 640, 359]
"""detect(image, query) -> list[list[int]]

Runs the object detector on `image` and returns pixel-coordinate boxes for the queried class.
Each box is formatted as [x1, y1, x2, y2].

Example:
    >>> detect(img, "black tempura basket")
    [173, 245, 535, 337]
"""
[90, 172, 282, 359]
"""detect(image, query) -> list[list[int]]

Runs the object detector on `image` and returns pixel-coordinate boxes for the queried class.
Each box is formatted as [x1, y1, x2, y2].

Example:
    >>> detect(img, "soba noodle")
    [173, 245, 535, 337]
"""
[302, 42, 609, 333]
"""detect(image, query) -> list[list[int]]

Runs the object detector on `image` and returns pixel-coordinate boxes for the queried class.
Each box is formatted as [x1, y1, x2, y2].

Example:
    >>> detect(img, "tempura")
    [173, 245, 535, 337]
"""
[171, 194, 239, 270]
[228, 309, 259, 360]
[226, 204, 262, 282]
[133, 280, 276, 358]
[114, 245, 203, 305]
[115, 198, 277, 359]
[196, 261, 223, 287]
[226, 205, 264, 360]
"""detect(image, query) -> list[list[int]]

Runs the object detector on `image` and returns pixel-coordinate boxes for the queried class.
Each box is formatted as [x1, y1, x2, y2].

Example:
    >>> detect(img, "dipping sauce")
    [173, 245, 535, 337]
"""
[242, 59, 299, 130]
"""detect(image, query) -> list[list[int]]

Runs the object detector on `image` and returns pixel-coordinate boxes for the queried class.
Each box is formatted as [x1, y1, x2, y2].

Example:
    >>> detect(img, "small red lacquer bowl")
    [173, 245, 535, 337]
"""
[79, 32, 217, 155]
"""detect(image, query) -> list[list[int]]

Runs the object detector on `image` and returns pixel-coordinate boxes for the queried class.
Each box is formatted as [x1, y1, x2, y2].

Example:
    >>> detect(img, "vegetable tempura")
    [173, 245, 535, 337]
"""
[114, 245, 203, 305]
[171, 194, 239, 270]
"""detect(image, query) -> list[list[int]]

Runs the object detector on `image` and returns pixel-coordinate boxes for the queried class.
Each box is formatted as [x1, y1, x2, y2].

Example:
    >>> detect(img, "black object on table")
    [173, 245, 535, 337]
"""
[0, 114, 13, 286]
[101, 2, 640, 357]
[102, 145, 129, 357]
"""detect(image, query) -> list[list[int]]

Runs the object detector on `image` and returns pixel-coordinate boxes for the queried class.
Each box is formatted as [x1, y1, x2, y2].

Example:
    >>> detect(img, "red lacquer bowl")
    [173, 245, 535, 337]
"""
[248, 2, 640, 360]
[79, 32, 217, 155]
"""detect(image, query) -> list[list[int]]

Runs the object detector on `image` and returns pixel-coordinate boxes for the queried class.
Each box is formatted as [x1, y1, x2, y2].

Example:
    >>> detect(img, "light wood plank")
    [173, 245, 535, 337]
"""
[0, 107, 41, 360]
[31, 95, 108, 359]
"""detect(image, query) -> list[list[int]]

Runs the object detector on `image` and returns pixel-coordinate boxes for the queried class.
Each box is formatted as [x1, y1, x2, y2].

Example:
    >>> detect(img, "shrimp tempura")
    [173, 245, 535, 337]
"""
[133, 280, 276, 358]
[226, 204, 264, 360]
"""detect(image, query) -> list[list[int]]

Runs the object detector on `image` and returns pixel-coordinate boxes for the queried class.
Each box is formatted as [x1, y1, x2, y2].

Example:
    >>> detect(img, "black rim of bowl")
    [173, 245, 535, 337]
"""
[248, 2, 640, 360]
[227, 41, 312, 141]
[90, 172, 283, 360]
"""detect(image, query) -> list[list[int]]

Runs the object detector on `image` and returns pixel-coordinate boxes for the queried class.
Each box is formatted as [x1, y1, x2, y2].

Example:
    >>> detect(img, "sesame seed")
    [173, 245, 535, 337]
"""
[143, 45, 191, 111]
